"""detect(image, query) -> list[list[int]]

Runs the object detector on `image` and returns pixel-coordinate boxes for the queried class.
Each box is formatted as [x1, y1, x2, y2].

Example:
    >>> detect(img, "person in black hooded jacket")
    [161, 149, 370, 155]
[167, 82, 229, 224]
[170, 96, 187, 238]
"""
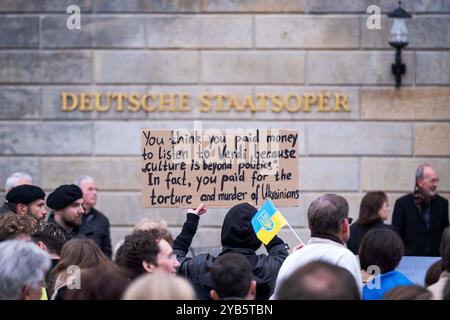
[173, 202, 289, 300]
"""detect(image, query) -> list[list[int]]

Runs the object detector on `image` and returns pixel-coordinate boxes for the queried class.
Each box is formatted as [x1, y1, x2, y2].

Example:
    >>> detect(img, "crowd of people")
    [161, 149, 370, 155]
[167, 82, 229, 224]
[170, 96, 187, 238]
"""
[0, 163, 448, 300]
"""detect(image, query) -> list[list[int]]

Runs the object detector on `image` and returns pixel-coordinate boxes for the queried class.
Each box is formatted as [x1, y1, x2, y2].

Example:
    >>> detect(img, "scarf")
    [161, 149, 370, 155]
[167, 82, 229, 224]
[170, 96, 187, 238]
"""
[413, 185, 433, 213]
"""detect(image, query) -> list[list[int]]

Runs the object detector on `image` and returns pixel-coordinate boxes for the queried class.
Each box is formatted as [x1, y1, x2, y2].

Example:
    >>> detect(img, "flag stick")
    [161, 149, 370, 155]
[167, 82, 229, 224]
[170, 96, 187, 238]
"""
[286, 221, 304, 245]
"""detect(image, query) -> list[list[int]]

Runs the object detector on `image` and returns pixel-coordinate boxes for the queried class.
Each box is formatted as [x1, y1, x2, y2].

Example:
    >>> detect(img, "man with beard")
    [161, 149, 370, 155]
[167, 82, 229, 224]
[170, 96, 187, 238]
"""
[46, 184, 94, 240]
[4, 185, 47, 222]
[392, 164, 449, 256]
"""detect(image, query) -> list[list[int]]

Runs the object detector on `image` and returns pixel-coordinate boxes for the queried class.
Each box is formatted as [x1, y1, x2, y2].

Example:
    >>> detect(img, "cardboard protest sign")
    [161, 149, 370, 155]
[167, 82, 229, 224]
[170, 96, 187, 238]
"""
[140, 129, 300, 208]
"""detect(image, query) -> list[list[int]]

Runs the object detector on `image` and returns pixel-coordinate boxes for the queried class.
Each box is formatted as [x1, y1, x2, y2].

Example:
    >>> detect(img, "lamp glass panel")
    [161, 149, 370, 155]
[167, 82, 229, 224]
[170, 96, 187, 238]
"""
[390, 18, 409, 43]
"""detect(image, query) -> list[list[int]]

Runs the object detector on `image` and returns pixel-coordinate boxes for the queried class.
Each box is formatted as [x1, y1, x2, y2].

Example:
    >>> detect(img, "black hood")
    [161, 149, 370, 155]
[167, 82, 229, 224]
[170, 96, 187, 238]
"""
[221, 203, 261, 251]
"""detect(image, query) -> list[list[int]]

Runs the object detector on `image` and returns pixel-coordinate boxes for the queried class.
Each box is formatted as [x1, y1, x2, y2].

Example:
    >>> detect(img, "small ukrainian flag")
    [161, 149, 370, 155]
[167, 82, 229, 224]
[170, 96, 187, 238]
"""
[251, 199, 287, 245]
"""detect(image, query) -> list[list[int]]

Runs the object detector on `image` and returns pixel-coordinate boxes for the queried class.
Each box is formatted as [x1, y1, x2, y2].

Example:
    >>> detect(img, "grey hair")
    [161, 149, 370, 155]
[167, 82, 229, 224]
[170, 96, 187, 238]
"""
[0, 240, 51, 300]
[4, 172, 33, 193]
[415, 163, 432, 182]
[307, 193, 349, 236]
[74, 175, 94, 187]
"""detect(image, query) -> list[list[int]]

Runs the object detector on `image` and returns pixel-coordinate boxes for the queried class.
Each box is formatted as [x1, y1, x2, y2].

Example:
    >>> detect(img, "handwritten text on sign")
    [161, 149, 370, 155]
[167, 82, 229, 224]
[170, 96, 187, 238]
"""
[140, 129, 300, 208]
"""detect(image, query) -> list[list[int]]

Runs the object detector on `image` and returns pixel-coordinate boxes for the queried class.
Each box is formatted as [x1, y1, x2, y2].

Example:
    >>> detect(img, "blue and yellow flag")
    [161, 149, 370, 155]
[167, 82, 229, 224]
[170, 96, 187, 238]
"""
[251, 199, 287, 245]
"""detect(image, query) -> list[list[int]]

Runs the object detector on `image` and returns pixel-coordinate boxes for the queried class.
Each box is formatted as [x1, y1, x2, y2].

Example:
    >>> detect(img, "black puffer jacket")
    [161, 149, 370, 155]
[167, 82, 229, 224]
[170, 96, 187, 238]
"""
[173, 212, 289, 300]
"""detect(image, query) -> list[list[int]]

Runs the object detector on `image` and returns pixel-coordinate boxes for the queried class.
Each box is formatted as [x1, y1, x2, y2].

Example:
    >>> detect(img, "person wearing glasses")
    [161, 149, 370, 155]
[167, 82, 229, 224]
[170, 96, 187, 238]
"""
[272, 194, 362, 299]
[347, 191, 393, 255]
[392, 164, 449, 256]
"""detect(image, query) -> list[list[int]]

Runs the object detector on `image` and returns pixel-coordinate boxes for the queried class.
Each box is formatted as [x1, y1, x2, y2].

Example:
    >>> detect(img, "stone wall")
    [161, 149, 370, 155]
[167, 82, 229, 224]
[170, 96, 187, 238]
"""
[0, 0, 449, 251]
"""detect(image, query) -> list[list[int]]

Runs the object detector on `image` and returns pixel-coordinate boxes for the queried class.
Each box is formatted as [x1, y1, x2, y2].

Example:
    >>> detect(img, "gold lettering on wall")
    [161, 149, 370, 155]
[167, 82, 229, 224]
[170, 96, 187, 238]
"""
[334, 94, 350, 112]
[60, 92, 351, 114]
[61, 92, 78, 111]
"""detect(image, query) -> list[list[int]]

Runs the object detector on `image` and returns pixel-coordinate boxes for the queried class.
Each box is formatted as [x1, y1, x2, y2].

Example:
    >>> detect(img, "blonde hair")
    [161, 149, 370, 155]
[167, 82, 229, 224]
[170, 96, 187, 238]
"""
[133, 218, 168, 231]
[123, 270, 196, 300]
[133, 218, 173, 245]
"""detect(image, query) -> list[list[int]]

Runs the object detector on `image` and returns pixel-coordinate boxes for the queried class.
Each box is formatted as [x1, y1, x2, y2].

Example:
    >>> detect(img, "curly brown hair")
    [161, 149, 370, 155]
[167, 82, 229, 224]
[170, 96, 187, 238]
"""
[115, 230, 160, 280]
[0, 212, 39, 242]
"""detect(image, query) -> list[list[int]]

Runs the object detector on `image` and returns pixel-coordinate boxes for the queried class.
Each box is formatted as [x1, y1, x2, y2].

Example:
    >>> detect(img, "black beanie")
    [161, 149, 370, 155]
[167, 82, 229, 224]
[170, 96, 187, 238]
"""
[46, 184, 83, 210]
[6, 185, 45, 204]
[221, 203, 261, 251]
